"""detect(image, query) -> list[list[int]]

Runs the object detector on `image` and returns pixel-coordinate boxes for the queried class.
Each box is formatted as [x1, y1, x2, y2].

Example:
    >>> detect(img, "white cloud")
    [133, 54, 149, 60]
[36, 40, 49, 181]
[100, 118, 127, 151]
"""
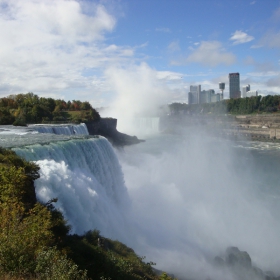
[0, 0, 133, 102]
[230, 30, 254, 45]
[244, 57, 277, 72]
[250, 1, 256, 5]
[168, 41, 180, 52]
[247, 71, 279, 77]
[184, 41, 236, 67]
[157, 71, 183, 81]
[137, 42, 149, 49]
[267, 74, 280, 87]
[250, 44, 263, 49]
[272, 7, 280, 21]
[260, 31, 280, 48]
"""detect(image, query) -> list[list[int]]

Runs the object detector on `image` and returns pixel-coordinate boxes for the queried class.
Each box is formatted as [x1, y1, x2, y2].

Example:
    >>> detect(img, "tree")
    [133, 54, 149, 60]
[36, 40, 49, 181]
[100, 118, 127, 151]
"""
[0, 148, 77, 278]
[0, 107, 15, 124]
[40, 97, 56, 112]
[0, 153, 53, 275]
[80, 101, 92, 110]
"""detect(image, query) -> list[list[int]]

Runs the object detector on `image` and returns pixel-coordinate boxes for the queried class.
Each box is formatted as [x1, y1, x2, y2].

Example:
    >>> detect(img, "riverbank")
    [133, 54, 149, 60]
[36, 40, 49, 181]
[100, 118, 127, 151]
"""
[160, 113, 280, 142]
[218, 114, 280, 141]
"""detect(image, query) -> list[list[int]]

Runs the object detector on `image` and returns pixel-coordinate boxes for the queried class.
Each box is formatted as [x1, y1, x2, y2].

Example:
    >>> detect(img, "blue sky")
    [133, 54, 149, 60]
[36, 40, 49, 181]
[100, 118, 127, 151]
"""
[0, 0, 279, 110]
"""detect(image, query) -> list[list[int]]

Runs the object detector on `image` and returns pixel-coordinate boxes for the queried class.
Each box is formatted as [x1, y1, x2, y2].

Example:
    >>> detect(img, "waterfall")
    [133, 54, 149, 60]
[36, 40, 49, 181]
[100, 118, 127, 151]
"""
[12, 136, 130, 239]
[133, 117, 159, 136]
[29, 123, 89, 135]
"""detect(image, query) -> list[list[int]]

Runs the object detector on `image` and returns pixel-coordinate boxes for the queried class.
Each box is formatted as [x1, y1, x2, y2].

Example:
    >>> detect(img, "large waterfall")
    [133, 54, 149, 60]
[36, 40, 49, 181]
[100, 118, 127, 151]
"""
[12, 136, 130, 240]
[3, 123, 280, 279]
[28, 123, 89, 135]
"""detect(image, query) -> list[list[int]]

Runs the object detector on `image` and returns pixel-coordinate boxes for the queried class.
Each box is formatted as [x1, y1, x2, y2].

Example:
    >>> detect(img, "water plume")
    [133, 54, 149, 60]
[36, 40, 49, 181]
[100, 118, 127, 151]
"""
[103, 62, 170, 136]
[116, 128, 280, 279]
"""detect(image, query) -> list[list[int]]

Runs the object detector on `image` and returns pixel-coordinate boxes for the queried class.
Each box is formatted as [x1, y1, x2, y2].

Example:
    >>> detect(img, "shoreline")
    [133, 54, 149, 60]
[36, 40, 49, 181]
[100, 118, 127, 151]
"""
[159, 113, 280, 143]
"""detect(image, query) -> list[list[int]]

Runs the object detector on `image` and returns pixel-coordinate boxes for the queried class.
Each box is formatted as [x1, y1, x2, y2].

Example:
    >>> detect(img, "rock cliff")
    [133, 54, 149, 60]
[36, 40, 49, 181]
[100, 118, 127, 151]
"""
[85, 118, 144, 146]
[213, 247, 280, 280]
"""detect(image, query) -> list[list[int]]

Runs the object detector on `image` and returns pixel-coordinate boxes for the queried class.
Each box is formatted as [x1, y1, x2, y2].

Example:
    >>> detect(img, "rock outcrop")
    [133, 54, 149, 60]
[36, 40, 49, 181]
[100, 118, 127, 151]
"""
[85, 118, 144, 147]
[213, 247, 280, 280]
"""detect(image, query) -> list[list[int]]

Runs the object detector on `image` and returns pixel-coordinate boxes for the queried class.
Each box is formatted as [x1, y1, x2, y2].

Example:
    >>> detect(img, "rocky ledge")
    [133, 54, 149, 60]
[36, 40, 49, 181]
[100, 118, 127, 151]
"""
[207, 114, 280, 141]
[85, 118, 145, 147]
[213, 247, 280, 280]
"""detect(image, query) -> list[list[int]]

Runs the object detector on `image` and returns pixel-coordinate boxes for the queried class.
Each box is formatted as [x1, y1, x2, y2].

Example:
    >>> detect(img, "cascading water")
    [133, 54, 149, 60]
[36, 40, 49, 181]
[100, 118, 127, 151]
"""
[12, 136, 130, 240]
[29, 123, 89, 135]
[3, 122, 280, 279]
[132, 117, 159, 136]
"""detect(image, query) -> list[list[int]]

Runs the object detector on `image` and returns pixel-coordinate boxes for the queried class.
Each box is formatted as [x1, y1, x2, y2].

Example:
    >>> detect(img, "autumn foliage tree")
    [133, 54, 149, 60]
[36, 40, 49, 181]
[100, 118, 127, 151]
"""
[0, 93, 100, 125]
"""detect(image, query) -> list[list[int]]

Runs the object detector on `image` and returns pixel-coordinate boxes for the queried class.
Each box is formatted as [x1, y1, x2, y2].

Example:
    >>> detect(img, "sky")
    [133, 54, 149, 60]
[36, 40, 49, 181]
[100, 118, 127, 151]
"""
[0, 0, 280, 109]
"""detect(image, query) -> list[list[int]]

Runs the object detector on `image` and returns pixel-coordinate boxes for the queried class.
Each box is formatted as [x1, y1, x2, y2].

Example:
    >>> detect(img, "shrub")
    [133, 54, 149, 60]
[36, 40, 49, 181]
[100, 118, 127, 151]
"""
[12, 118, 27, 126]
[0, 203, 53, 275]
[35, 247, 88, 280]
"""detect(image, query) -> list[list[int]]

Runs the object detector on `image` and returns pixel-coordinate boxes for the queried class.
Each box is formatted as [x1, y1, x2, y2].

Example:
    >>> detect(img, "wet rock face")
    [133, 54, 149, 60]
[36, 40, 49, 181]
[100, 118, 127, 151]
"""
[85, 118, 144, 146]
[225, 247, 252, 268]
[213, 247, 280, 280]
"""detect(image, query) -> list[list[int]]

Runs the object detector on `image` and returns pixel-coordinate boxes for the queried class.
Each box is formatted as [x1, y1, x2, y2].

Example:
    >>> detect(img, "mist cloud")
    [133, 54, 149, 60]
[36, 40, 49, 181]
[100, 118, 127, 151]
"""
[117, 129, 280, 279]
[103, 62, 171, 133]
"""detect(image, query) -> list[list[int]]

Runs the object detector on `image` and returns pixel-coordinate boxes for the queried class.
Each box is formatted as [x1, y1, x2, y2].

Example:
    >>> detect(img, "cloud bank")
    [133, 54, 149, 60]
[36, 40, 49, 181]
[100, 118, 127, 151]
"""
[185, 41, 236, 67]
[0, 0, 131, 103]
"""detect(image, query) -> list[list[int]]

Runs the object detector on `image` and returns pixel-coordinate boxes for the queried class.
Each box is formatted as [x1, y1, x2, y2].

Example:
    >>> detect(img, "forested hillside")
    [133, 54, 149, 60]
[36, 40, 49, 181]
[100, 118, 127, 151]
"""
[169, 95, 280, 115]
[0, 148, 176, 280]
[0, 93, 100, 125]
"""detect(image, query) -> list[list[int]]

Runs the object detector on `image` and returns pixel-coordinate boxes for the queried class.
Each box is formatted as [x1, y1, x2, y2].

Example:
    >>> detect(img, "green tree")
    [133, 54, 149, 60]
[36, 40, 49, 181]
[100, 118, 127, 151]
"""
[0, 107, 15, 124]
[35, 247, 88, 280]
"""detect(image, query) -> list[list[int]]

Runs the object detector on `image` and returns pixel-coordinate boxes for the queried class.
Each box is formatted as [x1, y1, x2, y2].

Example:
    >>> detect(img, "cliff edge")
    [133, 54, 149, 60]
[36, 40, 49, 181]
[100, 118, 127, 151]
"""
[85, 118, 145, 146]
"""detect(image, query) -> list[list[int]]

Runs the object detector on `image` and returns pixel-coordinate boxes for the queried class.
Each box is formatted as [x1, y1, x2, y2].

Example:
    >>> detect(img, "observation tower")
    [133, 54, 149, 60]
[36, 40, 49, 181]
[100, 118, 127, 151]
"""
[219, 82, 225, 99]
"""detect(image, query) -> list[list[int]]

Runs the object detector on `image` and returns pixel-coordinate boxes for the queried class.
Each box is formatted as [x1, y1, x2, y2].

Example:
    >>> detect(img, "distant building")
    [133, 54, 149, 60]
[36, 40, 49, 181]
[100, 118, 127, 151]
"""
[219, 82, 225, 100]
[200, 89, 221, 104]
[242, 84, 250, 98]
[229, 73, 241, 99]
[211, 93, 221, 103]
[188, 85, 201, 104]
[200, 90, 211, 104]
[246, 90, 258, 97]
[188, 84, 224, 105]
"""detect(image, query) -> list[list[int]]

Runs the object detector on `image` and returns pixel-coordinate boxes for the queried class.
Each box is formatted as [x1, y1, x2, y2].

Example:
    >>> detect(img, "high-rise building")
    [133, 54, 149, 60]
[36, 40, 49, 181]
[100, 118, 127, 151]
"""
[200, 90, 210, 104]
[200, 89, 219, 104]
[229, 73, 241, 99]
[242, 84, 250, 98]
[200, 89, 212, 104]
[188, 85, 201, 104]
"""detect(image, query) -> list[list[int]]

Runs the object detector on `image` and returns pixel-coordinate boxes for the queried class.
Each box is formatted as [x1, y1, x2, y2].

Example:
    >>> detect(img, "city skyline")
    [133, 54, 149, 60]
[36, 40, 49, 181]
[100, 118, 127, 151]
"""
[0, 0, 279, 111]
